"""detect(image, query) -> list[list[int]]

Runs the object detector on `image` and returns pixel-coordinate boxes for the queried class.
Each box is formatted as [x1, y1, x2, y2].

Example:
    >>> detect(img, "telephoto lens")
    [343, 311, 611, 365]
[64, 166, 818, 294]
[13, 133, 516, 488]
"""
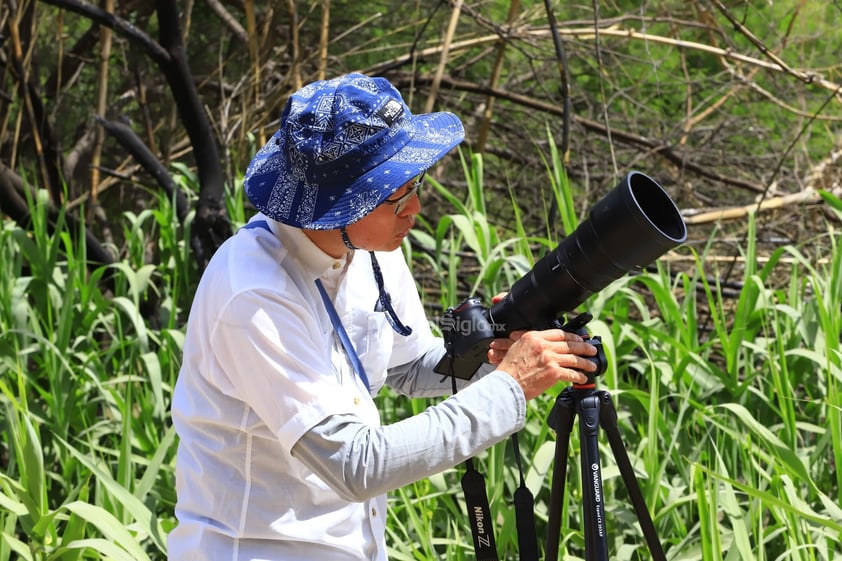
[486, 171, 687, 335]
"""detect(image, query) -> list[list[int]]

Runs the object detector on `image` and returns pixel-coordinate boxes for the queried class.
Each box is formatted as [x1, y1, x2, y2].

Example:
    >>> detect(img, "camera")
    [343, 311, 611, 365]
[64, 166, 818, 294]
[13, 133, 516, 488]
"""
[434, 171, 687, 380]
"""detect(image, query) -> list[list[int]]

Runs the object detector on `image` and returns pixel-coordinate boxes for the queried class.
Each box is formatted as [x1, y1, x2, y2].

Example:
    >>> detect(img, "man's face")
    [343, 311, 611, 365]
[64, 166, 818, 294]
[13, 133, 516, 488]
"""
[344, 175, 423, 252]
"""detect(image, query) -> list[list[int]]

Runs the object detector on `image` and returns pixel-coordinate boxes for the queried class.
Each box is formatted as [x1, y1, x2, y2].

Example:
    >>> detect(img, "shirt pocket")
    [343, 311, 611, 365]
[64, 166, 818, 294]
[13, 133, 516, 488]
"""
[346, 308, 393, 392]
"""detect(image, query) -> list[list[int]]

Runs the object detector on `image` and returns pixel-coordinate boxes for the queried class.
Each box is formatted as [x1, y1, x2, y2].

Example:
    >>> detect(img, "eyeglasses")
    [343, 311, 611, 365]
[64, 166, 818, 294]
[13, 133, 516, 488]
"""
[382, 173, 425, 215]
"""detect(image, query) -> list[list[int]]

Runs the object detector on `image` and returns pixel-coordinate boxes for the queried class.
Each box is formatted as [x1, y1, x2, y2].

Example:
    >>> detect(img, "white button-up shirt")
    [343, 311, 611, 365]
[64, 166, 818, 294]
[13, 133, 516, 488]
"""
[169, 215, 525, 560]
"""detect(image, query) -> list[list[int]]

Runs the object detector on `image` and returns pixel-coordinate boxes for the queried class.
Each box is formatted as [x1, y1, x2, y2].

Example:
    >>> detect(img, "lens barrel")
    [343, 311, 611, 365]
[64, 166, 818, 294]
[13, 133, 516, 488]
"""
[487, 171, 687, 333]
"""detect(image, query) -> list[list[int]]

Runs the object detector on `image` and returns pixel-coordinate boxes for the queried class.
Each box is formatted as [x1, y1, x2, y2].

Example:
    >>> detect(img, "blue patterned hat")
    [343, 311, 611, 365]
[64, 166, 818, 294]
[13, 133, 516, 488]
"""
[244, 73, 465, 229]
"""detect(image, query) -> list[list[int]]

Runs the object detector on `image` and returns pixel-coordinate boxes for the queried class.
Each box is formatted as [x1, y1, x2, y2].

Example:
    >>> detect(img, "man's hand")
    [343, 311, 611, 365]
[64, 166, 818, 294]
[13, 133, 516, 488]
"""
[494, 329, 598, 400]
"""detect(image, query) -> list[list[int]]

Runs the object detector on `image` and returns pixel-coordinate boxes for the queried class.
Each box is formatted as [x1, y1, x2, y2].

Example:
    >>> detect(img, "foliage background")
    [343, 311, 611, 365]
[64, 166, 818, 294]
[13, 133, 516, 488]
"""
[1, 1, 841, 560]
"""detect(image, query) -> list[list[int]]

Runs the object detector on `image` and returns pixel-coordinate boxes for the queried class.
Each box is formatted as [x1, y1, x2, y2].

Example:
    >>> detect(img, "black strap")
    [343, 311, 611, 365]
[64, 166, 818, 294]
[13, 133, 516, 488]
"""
[449, 360, 539, 561]
[368, 251, 413, 336]
[458, 435, 537, 561]
[449, 369, 499, 561]
[511, 433, 539, 561]
[461, 459, 499, 561]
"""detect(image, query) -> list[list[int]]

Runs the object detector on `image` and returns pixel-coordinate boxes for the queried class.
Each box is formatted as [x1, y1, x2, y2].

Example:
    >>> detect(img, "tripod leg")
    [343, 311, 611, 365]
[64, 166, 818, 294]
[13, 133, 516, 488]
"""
[545, 392, 576, 561]
[578, 394, 609, 561]
[598, 392, 667, 561]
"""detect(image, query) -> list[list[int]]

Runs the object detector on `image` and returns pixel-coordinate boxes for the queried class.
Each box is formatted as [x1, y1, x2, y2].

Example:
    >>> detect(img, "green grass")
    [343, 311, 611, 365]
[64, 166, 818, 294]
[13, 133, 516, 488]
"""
[0, 152, 840, 559]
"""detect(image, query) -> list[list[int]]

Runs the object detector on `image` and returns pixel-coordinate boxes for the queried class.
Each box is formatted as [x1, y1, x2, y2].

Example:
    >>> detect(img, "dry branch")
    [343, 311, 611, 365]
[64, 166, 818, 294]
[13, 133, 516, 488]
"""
[365, 25, 842, 99]
[425, 0, 463, 113]
[317, 0, 329, 80]
[475, 0, 520, 153]
[682, 188, 831, 225]
[395, 73, 766, 194]
[95, 116, 190, 222]
[206, 0, 248, 43]
[709, 0, 822, 88]
[90, 0, 113, 207]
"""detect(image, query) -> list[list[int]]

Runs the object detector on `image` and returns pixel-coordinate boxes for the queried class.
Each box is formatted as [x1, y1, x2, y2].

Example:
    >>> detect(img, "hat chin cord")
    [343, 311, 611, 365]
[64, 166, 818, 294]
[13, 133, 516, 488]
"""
[339, 226, 413, 337]
[340, 226, 360, 251]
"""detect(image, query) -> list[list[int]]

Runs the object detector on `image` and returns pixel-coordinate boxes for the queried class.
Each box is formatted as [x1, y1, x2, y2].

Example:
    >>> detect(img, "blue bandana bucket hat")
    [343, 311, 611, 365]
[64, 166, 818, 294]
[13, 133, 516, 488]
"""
[244, 73, 465, 229]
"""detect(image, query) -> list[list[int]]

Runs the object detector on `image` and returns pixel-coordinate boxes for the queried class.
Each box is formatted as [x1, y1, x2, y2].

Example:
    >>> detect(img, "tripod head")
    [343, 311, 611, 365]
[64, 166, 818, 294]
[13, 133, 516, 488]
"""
[560, 312, 607, 387]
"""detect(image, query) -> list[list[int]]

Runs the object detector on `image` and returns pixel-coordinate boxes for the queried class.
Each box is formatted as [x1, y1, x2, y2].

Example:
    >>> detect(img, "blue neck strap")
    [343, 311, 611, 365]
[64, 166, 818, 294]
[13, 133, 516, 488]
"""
[314, 279, 371, 392]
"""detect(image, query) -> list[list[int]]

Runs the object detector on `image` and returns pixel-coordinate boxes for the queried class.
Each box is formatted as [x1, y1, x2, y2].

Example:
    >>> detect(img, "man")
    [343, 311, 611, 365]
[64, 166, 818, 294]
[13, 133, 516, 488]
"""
[169, 73, 597, 560]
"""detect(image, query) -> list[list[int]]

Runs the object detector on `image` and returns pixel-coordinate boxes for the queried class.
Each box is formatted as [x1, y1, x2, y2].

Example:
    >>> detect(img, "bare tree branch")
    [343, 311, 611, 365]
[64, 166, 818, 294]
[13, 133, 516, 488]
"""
[155, 0, 232, 269]
[205, 0, 248, 43]
[34, 0, 233, 270]
[683, 188, 837, 225]
[392, 73, 766, 194]
[365, 25, 842, 99]
[39, 0, 170, 64]
[0, 160, 117, 274]
[96, 116, 190, 222]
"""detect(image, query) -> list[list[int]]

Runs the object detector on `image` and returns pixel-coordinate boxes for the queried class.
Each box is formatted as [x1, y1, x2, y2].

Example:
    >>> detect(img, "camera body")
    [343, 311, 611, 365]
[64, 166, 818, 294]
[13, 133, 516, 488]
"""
[435, 297, 501, 379]
[435, 299, 607, 382]
[432, 171, 687, 381]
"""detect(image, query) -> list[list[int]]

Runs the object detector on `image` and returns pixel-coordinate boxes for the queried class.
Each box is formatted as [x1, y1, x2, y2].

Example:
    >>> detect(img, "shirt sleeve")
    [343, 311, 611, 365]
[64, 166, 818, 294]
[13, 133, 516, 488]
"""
[290, 369, 526, 502]
[385, 338, 498, 398]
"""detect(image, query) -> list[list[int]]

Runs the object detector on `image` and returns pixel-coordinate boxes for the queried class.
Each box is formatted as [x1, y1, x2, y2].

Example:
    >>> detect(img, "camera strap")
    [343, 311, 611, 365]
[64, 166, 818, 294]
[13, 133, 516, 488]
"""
[458, 433, 539, 561]
[461, 458, 499, 561]
[449, 376, 499, 560]
[511, 432, 539, 561]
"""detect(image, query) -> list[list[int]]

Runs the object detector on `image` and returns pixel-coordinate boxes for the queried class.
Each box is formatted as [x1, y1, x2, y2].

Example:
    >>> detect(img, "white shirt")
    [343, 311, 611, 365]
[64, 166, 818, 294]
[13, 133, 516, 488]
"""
[168, 215, 526, 560]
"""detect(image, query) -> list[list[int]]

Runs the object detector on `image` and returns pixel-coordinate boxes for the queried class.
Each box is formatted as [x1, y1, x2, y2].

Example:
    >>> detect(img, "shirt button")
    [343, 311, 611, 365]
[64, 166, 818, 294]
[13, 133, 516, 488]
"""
[371, 508, 377, 517]
[332, 261, 342, 269]
[353, 397, 361, 406]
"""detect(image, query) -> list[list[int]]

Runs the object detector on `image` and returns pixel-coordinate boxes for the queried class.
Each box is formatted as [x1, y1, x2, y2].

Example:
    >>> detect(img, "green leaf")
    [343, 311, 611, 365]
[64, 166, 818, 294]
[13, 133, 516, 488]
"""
[0, 531, 33, 561]
[57, 438, 167, 554]
[716, 403, 812, 484]
[62, 502, 152, 561]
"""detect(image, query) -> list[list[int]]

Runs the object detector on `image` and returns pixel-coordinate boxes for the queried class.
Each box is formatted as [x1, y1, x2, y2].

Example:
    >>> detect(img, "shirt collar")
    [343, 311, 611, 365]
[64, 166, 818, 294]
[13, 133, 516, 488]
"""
[266, 216, 352, 281]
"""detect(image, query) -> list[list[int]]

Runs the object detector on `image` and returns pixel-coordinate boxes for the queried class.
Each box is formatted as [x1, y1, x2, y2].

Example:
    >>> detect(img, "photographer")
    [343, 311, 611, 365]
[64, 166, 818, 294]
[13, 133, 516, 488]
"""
[168, 73, 598, 560]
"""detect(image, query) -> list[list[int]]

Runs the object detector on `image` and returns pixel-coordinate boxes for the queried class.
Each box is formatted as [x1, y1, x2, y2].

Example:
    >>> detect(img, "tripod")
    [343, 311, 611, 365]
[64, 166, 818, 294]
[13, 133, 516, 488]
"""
[544, 376, 667, 561]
